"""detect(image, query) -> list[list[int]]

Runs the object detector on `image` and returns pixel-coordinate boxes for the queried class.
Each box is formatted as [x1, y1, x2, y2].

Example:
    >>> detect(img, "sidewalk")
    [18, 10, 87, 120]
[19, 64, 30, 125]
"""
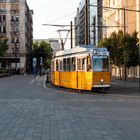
[111, 76, 139, 87]
[111, 76, 140, 95]
[0, 73, 10, 78]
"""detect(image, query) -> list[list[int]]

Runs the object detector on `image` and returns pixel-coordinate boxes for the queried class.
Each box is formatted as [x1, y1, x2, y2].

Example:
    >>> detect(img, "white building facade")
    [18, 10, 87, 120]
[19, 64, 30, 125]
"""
[0, 0, 33, 73]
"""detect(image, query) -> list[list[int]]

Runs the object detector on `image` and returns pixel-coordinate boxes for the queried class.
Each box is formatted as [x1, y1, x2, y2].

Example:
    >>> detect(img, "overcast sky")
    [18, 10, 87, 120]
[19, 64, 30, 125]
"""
[26, 0, 80, 42]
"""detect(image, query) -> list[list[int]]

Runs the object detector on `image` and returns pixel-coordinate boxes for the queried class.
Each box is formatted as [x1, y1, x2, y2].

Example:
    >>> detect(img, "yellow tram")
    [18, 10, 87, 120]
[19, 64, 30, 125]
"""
[51, 45, 111, 91]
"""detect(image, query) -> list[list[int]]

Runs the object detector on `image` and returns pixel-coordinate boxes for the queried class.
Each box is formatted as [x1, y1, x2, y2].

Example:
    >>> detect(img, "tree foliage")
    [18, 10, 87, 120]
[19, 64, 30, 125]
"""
[0, 39, 8, 57]
[98, 30, 139, 68]
[32, 41, 53, 68]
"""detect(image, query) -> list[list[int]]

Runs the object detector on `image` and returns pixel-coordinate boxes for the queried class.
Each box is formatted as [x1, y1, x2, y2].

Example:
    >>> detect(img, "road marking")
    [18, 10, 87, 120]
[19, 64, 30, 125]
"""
[30, 76, 40, 85]
[111, 82, 118, 85]
[43, 76, 47, 88]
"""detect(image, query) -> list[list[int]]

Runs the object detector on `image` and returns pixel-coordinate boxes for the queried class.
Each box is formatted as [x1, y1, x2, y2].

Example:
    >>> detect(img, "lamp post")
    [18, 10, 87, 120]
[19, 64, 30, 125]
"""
[12, 40, 18, 73]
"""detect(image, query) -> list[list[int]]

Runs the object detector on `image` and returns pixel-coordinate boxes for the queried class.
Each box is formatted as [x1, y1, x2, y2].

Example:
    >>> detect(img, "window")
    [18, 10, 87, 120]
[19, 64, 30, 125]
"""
[92, 56, 109, 72]
[10, 3, 19, 13]
[87, 55, 91, 71]
[3, 26, 6, 33]
[11, 38, 15, 43]
[56, 60, 59, 71]
[71, 57, 76, 71]
[15, 16, 19, 22]
[0, 3, 6, 9]
[67, 58, 71, 71]
[0, 15, 6, 22]
[59, 60, 63, 71]
[63, 58, 66, 71]
[11, 4, 15, 9]
[11, 15, 19, 22]
[77, 58, 82, 70]
[3, 15, 6, 21]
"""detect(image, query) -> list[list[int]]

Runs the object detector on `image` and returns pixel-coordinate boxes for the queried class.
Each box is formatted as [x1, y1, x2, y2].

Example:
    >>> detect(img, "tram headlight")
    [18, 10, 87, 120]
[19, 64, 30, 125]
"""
[100, 79, 104, 82]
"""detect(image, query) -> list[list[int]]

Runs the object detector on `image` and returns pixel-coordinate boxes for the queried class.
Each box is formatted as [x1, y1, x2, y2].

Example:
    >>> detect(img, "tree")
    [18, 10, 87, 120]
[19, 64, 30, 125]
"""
[98, 30, 139, 79]
[98, 31, 124, 67]
[123, 31, 139, 68]
[99, 30, 139, 67]
[0, 39, 8, 57]
[0, 39, 9, 68]
[32, 41, 53, 69]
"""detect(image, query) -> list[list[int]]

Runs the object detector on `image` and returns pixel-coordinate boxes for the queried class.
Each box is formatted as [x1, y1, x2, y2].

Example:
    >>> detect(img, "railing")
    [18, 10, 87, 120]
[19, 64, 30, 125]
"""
[0, 9, 6, 13]
[0, 0, 6, 3]
[10, 9, 19, 14]
[9, 0, 19, 3]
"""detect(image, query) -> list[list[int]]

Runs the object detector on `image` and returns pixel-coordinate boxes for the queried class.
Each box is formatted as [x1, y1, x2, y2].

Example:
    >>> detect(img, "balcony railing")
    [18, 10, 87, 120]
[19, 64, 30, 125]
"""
[10, 9, 19, 14]
[0, 9, 6, 13]
[10, 31, 19, 36]
[10, 0, 19, 3]
[0, 0, 6, 3]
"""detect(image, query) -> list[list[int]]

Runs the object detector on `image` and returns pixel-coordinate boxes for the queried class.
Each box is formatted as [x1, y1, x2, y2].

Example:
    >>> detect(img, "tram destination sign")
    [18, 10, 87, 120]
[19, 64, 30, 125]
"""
[93, 49, 109, 56]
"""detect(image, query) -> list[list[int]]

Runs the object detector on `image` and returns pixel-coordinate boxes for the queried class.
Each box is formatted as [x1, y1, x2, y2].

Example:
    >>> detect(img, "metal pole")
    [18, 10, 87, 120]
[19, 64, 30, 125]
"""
[70, 21, 73, 49]
[124, 6, 127, 81]
[93, 16, 96, 45]
[15, 41, 17, 73]
[139, 43, 140, 92]
[85, 0, 89, 45]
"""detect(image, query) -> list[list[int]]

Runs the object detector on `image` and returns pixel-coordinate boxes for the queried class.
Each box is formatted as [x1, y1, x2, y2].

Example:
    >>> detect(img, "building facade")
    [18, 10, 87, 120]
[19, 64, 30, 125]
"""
[103, 0, 140, 38]
[75, 0, 103, 46]
[33, 39, 61, 54]
[0, 0, 33, 73]
[103, 0, 140, 78]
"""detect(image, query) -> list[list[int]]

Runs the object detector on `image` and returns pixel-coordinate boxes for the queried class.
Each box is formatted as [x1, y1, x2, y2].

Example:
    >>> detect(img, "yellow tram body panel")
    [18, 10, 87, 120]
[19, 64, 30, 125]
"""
[92, 72, 111, 88]
[77, 72, 93, 90]
[51, 71, 110, 91]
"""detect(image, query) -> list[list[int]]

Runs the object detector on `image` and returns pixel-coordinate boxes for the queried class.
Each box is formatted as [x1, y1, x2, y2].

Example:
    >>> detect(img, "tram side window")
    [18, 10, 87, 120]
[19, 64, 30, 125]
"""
[82, 58, 85, 70]
[77, 58, 82, 70]
[63, 58, 66, 71]
[71, 57, 76, 71]
[56, 60, 59, 71]
[87, 55, 91, 71]
[67, 58, 71, 71]
[60, 60, 63, 71]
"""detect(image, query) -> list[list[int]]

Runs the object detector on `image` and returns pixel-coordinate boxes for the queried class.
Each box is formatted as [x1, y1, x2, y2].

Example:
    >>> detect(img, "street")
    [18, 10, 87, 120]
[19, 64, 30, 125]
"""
[0, 75, 140, 140]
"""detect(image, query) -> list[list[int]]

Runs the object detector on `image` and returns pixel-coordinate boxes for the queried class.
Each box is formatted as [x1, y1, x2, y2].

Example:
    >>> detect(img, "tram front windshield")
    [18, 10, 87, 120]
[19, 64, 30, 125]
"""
[92, 55, 109, 72]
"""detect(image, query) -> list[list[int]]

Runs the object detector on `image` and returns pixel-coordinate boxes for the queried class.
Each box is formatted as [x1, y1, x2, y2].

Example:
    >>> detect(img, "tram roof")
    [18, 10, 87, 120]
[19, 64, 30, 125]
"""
[54, 45, 96, 57]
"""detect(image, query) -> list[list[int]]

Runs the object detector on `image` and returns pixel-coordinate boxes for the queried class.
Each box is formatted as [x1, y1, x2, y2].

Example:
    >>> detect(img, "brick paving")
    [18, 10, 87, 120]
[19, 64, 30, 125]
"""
[0, 75, 140, 140]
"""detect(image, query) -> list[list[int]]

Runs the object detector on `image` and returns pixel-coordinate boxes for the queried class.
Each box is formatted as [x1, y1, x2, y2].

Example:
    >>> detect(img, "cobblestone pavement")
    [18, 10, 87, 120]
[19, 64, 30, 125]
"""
[0, 75, 140, 140]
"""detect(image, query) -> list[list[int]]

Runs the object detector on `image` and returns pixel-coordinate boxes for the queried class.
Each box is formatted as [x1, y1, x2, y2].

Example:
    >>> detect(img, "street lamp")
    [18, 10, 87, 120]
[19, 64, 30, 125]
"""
[12, 39, 19, 73]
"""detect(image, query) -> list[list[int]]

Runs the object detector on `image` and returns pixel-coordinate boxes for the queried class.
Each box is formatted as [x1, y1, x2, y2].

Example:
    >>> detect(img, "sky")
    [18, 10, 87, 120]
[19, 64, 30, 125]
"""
[26, 0, 80, 42]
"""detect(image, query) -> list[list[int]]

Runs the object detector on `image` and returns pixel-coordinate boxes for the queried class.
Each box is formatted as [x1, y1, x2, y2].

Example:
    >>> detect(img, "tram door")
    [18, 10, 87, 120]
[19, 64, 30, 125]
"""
[77, 58, 86, 90]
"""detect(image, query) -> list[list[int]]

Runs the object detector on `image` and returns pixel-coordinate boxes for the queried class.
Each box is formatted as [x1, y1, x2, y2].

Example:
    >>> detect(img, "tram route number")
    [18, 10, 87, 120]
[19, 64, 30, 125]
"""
[93, 49, 108, 56]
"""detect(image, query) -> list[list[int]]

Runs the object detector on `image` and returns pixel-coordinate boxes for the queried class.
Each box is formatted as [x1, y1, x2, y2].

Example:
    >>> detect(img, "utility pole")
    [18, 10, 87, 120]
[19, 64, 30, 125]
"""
[123, 6, 127, 81]
[57, 29, 70, 50]
[93, 16, 96, 45]
[85, 0, 89, 45]
[70, 21, 73, 49]
[12, 40, 18, 74]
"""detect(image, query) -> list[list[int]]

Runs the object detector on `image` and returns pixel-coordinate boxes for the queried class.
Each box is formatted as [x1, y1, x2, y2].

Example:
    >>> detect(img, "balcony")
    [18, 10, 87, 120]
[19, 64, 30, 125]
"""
[0, 0, 6, 3]
[10, 9, 19, 14]
[10, 31, 19, 36]
[0, 9, 6, 14]
[10, 0, 19, 3]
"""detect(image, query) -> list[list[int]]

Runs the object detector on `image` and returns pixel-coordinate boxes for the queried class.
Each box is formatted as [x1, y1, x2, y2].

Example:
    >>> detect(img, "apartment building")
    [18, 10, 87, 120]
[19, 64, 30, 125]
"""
[0, 0, 33, 73]
[75, 0, 103, 46]
[103, 0, 140, 78]
[103, 0, 140, 38]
